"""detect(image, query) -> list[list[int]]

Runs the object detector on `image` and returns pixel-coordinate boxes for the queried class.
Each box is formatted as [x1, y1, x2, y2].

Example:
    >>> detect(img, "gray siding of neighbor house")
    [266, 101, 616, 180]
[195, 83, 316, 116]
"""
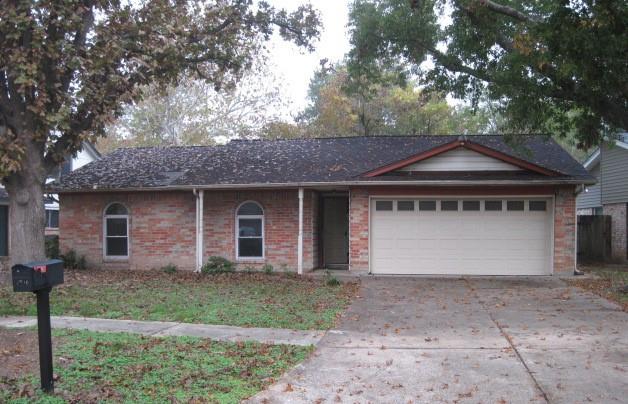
[601, 144, 628, 204]
[577, 164, 602, 209]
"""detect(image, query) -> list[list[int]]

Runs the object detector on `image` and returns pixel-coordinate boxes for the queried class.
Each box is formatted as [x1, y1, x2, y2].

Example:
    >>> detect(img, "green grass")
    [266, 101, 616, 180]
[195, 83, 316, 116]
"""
[569, 265, 628, 310]
[0, 270, 357, 330]
[0, 328, 312, 403]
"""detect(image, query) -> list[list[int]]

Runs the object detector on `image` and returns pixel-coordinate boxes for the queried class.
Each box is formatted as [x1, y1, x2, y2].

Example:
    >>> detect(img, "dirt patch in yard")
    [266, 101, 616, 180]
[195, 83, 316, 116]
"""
[568, 264, 628, 311]
[0, 328, 40, 379]
[0, 327, 44, 399]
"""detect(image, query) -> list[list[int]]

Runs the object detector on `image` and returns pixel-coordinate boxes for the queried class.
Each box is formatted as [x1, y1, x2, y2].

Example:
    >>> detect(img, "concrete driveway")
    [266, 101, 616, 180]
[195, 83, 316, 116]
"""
[249, 277, 627, 404]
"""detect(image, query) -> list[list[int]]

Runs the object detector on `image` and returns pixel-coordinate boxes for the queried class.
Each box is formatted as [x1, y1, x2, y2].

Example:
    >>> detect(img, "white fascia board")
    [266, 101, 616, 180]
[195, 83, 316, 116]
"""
[583, 149, 600, 170]
[615, 139, 628, 150]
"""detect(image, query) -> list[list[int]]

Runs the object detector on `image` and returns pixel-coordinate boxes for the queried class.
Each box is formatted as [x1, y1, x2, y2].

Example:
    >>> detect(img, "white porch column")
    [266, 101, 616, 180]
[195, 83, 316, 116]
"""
[297, 187, 304, 275]
[194, 189, 204, 272]
[198, 190, 204, 271]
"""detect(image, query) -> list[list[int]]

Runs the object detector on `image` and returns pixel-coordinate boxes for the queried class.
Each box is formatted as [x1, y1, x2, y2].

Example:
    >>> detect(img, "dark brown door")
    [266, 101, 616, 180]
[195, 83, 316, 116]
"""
[323, 197, 349, 269]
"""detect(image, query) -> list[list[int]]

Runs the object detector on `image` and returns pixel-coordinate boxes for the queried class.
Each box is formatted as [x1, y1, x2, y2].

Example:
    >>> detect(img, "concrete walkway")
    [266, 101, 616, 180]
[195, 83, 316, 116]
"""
[0, 316, 324, 346]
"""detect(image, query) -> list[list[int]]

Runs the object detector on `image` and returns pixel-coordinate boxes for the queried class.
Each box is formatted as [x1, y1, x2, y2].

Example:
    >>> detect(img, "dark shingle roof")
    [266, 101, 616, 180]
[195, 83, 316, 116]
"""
[52, 135, 594, 192]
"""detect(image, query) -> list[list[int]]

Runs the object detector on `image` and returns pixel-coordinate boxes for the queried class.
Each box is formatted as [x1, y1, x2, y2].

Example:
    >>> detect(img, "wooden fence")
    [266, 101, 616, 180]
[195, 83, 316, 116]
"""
[577, 215, 611, 262]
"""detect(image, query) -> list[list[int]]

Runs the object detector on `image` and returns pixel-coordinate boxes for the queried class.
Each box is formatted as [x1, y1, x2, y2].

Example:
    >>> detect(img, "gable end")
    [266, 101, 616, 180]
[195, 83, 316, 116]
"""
[363, 139, 561, 177]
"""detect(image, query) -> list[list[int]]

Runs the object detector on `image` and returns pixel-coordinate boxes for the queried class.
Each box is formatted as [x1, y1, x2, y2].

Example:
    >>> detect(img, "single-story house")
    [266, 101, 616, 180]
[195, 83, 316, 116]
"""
[576, 133, 628, 261]
[52, 135, 594, 276]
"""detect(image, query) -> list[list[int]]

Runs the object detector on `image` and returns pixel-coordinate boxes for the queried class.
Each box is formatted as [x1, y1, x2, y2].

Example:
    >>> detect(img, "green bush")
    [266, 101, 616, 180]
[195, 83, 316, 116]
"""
[262, 264, 274, 274]
[45, 236, 59, 259]
[325, 270, 340, 286]
[161, 263, 177, 274]
[326, 276, 340, 286]
[61, 249, 87, 270]
[201, 256, 235, 274]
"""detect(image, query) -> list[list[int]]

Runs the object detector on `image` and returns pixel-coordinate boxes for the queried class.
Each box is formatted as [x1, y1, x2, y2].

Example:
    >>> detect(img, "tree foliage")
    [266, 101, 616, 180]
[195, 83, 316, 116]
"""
[269, 63, 496, 139]
[347, 0, 627, 148]
[0, 0, 319, 179]
[0, 0, 320, 263]
[99, 59, 288, 152]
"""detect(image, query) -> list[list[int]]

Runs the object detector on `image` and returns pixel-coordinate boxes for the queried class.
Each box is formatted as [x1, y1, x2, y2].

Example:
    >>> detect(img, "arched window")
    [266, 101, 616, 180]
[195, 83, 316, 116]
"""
[104, 203, 129, 258]
[236, 201, 264, 259]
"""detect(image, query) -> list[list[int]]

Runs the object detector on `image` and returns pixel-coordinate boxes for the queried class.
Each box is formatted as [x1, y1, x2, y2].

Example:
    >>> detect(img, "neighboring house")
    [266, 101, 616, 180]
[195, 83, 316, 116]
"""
[51, 135, 594, 276]
[0, 142, 101, 267]
[576, 134, 628, 262]
[44, 142, 101, 236]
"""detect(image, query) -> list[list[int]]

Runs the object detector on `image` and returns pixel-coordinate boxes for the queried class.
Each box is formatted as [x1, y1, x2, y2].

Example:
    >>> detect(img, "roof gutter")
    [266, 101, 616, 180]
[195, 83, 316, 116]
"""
[51, 178, 597, 194]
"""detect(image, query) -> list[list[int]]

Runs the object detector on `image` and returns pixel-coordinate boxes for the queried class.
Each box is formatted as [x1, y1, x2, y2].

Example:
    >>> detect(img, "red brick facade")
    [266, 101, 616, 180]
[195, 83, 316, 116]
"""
[348, 189, 369, 272]
[202, 189, 318, 271]
[60, 189, 318, 272]
[553, 187, 576, 274]
[60, 191, 196, 270]
[60, 185, 577, 275]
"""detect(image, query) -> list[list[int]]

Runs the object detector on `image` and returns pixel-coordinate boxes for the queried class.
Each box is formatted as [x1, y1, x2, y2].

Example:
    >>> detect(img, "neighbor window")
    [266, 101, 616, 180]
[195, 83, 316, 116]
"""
[375, 201, 393, 211]
[45, 209, 59, 229]
[104, 203, 129, 258]
[484, 200, 503, 211]
[507, 200, 525, 211]
[441, 200, 459, 211]
[462, 201, 480, 211]
[418, 200, 437, 211]
[529, 201, 547, 211]
[236, 201, 264, 259]
[397, 201, 415, 211]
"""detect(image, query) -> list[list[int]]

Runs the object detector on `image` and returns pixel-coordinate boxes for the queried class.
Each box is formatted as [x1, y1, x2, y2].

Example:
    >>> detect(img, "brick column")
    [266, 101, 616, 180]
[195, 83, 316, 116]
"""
[349, 188, 369, 272]
[554, 187, 576, 275]
[603, 203, 627, 262]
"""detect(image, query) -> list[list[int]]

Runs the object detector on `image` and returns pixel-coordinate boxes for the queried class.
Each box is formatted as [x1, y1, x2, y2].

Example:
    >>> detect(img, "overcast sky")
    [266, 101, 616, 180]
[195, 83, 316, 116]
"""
[266, 0, 352, 117]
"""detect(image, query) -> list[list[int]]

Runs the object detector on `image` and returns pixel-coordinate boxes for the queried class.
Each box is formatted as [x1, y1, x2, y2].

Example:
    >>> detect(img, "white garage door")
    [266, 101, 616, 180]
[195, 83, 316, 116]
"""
[371, 198, 553, 275]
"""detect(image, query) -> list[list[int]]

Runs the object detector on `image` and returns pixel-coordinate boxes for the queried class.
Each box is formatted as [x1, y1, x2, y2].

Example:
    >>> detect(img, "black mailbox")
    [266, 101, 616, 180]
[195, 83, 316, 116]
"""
[12, 259, 64, 292]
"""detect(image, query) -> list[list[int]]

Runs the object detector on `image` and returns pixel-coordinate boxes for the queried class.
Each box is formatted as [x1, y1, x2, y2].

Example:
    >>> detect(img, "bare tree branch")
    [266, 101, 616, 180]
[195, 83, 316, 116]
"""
[473, 0, 538, 23]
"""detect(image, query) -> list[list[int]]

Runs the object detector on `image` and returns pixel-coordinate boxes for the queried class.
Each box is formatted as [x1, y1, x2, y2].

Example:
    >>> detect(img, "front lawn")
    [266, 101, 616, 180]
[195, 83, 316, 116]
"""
[0, 270, 357, 330]
[0, 327, 311, 403]
[568, 264, 628, 311]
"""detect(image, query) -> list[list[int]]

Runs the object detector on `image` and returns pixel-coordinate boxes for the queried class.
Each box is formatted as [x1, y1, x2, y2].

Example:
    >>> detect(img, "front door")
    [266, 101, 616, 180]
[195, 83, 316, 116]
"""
[323, 197, 349, 269]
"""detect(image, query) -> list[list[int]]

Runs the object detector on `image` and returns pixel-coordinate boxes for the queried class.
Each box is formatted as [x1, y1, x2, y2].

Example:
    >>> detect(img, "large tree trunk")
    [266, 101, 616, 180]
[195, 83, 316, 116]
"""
[3, 139, 47, 266]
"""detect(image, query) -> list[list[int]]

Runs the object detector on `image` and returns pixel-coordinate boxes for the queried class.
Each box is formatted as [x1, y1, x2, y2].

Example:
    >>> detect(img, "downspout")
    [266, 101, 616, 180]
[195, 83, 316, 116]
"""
[297, 188, 304, 275]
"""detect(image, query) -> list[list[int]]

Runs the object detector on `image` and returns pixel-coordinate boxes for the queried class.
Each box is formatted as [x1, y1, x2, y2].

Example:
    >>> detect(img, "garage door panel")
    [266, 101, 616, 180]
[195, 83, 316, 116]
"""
[371, 198, 552, 275]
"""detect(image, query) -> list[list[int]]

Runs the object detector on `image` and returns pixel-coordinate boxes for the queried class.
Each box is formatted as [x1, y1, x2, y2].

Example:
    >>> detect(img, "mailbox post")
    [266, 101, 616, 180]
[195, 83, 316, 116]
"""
[12, 259, 64, 393]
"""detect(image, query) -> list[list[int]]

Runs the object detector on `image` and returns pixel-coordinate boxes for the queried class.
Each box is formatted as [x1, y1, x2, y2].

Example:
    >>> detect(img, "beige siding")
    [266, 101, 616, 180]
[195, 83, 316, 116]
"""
[601, 144, 628, 204]
[577, 164, 601, 209]
[398, 147, 522, 172]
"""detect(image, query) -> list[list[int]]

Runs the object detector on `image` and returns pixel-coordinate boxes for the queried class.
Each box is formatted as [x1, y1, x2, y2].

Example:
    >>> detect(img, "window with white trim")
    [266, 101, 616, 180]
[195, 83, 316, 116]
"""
[236, 201, 264, 259]
[104, 203, 129, 258]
